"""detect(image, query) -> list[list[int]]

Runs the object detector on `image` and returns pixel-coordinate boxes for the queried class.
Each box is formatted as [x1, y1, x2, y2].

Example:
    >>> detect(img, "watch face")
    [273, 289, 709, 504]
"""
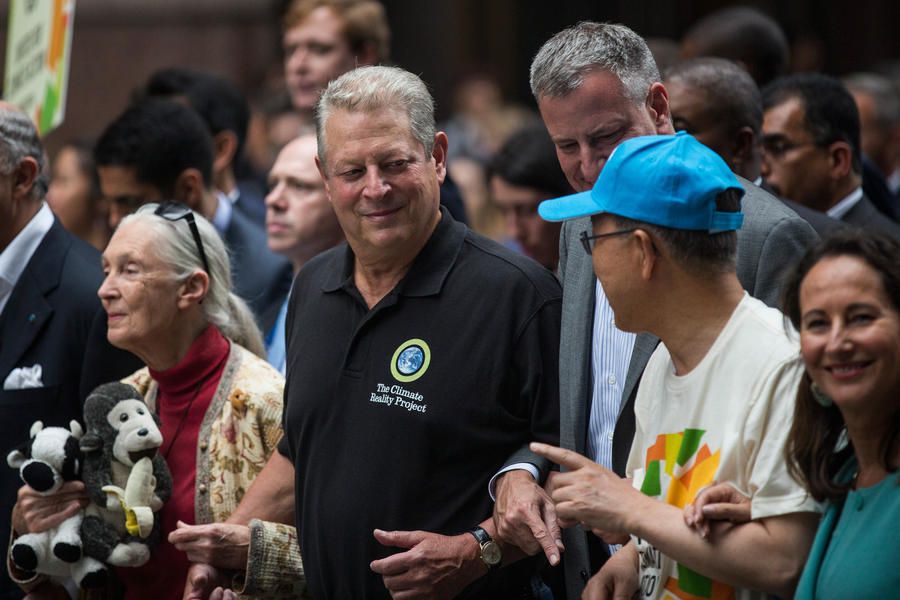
[482, 541, 502, 566]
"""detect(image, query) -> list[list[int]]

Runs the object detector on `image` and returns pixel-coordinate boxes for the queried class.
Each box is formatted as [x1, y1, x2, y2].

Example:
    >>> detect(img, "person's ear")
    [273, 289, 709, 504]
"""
[173, 169, 206, 211]
[177, 270, 210, 309]
[646, 83, 672, 133]
[731, 126, 757, 173]
[634, 229, 657, 280]
[432, 132, 448, 185]
[212, 131, 239, 175]
[12, 157, 39, 200]
[827, 141, 854, 180]
[315, 155, 332, 200]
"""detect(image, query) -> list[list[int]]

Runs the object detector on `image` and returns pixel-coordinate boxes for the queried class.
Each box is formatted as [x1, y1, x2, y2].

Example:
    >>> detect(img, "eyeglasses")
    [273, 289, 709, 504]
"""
[761, 136, 818, 159]
[153, 202, 212, 280]
[580, 228, 638, 255]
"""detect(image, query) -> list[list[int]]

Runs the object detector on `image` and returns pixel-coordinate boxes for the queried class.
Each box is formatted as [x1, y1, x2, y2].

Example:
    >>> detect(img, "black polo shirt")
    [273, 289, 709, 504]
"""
[279, 209, 561, 598]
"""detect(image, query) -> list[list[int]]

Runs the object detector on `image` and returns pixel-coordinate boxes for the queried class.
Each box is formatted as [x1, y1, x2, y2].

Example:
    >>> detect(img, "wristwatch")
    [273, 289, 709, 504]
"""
[468, 526, 502, 570]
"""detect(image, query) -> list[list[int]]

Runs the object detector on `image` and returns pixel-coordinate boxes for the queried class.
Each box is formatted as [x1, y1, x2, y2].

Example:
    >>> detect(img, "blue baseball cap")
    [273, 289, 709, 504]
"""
[538, 131, 744, 232]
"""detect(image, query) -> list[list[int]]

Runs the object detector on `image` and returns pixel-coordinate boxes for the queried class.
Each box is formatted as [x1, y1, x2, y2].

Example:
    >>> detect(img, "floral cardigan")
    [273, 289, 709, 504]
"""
[125, 342, 284, 526]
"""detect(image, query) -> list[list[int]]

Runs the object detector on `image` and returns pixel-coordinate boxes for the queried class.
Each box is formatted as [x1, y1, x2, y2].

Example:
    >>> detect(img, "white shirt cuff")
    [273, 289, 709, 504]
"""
[488, 463, 539, 501]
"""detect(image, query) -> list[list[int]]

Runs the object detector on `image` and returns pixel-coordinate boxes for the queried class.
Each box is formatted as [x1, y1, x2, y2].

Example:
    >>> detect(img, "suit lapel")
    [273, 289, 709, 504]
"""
[620, 332, 658, 419]
[0, 222, 68, 379]
[560, 217, 596, 455]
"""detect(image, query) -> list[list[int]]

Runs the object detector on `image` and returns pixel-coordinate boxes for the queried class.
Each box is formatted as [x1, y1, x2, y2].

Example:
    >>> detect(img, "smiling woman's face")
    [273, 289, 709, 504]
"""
[798, 254, 900, 416]
[98, 220, 182, 357]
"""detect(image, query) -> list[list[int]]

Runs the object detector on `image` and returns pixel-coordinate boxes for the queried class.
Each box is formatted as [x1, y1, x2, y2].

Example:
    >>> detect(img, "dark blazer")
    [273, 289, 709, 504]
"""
[233, 179, 267, 228]
[223, 208, 293, 326]
[510, 179, 819, 599]
[841, 193, 900, 240]
[0, 220, 141, 599]
[758, 181, 845, 236]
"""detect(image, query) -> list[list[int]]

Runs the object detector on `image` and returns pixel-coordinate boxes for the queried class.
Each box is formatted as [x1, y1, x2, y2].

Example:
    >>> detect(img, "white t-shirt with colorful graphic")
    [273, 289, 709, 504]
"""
[626, 293, 820, 600]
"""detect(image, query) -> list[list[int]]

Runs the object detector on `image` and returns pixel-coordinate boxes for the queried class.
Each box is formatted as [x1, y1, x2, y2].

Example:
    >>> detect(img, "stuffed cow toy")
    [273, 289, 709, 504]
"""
[7, 421, 107, 588]
[79, 382, 173, 568]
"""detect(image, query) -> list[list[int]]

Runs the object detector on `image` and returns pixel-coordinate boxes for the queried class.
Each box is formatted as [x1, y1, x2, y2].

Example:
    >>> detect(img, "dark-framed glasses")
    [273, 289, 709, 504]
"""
[579, 228, 638, 255]
[153, 202, 212, 280]
[761, 136, 818, 159]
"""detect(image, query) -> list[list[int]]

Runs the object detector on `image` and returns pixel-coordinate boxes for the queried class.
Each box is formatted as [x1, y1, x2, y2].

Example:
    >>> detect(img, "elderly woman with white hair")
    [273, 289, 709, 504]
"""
[11, 202, 284, 599]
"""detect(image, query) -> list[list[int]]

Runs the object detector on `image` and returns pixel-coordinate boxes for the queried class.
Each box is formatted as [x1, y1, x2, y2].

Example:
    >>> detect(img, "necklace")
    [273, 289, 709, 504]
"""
[160, 381, 203, 460]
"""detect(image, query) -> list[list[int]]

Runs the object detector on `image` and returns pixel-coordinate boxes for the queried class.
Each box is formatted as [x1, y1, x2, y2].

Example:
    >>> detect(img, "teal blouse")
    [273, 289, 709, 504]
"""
[794, 461, 900, 599]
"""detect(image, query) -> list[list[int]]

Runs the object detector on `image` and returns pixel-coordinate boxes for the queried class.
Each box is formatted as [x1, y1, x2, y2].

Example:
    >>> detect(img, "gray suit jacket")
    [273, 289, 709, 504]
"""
[548, 179, 819, 597]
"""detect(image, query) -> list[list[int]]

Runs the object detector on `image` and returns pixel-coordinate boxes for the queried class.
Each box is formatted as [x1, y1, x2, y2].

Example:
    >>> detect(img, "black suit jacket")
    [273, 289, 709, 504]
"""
[842, 194, 900, 240]
[0, 220, 141, 599]
[224, 208, 293, 326]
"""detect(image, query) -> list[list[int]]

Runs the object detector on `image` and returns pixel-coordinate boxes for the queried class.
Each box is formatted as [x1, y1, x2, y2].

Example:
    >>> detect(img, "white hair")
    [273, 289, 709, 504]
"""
[120, 204, 265, 356]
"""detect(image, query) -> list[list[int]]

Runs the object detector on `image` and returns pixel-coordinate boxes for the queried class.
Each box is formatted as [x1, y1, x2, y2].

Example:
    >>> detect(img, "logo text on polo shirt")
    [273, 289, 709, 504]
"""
[367, 339, 431, 415]
[390, 338, 431, 383]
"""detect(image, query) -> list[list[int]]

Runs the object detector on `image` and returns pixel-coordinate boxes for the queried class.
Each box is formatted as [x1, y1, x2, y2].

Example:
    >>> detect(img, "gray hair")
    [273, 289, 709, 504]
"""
[664, 57, 763, 135]
[530, 22, 660, 105]
[843, 72, 900, 129]
[120, 204, 265, 357]
[0, 106, 49, 199]
[315, 66, 435, 170]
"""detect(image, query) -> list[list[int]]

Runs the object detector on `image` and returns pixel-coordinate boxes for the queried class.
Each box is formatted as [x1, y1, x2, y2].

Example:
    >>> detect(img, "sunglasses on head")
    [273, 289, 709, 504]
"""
[153, 202, 212, 281]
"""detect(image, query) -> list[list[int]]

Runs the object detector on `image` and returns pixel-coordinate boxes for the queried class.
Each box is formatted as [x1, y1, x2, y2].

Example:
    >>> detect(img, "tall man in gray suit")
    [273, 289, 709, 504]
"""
[489, 22, 818, 599]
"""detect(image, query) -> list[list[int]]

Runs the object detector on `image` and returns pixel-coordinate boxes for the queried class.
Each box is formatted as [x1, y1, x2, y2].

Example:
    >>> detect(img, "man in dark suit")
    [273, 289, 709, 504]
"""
[0, 103, 141, 599]
[94, 98, 292, 325]
[663, 57, 844, 236]
[487, 23, 819, 599]
[761, 73, 900, 239]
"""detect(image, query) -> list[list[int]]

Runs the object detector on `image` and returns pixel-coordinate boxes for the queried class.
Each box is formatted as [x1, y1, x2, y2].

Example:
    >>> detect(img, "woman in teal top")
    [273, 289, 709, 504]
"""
[685, 231, 900, 598]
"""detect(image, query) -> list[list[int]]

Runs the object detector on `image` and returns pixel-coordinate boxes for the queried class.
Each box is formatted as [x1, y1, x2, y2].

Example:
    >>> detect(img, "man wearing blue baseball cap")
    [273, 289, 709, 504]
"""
[530, 132, 820, 600]
[488, 23, 820, 600]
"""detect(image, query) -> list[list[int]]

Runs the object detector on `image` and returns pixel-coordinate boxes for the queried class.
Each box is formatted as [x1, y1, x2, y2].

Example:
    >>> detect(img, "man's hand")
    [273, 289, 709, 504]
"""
[14, 481, 88, 534]
[582, 543, 639, 600]
[492, 470, 563, 565]
[169, 521, 250, 570]
[370, 529, 484, 599]
[684, 482, 751, 540]
[531, 442, 644, 536]
[182, 562, 232, 600]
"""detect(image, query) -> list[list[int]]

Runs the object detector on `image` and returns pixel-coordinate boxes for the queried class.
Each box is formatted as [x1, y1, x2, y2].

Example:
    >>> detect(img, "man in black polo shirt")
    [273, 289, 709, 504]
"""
[170, 65, 561, 597]
[176, 65, 560, 599]
[277, 64, 562, 598]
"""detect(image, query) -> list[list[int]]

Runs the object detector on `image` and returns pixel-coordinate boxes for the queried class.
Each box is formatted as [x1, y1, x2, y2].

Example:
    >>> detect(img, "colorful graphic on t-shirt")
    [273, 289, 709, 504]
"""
[639, 429, 734, 600]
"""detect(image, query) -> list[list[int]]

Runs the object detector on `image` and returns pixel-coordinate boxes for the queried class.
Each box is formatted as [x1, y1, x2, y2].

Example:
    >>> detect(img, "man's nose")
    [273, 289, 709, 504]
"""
[265, 186, 285, 210]
[760, 154, 773, 178]
[580, 147, 603, 186]
[363, 169, 389, 199]
[289, 47, 310, 72]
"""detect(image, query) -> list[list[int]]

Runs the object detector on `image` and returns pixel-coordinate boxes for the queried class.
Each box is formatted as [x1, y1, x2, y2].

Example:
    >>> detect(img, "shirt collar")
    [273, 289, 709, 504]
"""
[321, 207, 465, 298]
[211, 192, 233, 235]
[0, 202, 54, 290]
[827, 187, 864, 220]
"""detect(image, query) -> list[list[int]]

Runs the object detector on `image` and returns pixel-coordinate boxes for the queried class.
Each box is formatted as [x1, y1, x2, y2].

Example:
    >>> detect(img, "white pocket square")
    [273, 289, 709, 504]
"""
[3, 364, 44, 390]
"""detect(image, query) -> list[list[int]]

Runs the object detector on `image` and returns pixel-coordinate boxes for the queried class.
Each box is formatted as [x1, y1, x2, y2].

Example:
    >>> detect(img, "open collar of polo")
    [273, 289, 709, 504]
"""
[321, 207, 465, 298]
